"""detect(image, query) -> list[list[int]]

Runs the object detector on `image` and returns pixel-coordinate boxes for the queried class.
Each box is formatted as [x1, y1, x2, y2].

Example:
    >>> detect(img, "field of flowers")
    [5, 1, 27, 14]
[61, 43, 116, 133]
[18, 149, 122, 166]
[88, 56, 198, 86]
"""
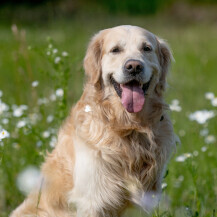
[0, 15, 217, 217]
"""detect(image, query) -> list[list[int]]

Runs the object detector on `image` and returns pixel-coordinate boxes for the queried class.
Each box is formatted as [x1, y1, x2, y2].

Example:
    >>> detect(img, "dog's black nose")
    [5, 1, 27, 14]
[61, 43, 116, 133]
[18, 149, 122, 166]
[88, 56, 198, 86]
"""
[124, 59, 144, 76]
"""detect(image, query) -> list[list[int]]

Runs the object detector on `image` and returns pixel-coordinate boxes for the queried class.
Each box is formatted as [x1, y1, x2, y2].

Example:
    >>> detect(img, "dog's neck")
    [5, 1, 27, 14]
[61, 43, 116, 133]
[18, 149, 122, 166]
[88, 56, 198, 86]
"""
[79, 84, 166, 135]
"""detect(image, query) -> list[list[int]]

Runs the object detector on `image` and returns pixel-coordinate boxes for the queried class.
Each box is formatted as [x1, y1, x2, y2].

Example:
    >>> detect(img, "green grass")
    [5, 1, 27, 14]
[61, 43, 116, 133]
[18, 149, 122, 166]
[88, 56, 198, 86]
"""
[0, 14, 217, 217]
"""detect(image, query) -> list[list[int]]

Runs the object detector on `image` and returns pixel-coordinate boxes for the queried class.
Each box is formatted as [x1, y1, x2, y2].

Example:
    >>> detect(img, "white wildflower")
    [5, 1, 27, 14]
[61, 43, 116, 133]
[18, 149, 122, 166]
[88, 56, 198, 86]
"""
[201, 146, 207, 152]
[13, 108, 23, 117]
[2, 118, 9, 124]
[200, 128, 209, 137]
[0, 100, 9, 114]
[37, 98, 49, 105]
[12, 143, 19, 149]
[46, 51, 51, 56]
[11, 24, 18, 34]
[13, 105, 28, 117]
[175, 155, 186, 162]
[184, 153, 192, 158]
[50, 93, 57, 101]
[204, 135, 216, 144]
[174, 176, 184, 189]
[53, 48, 58, 54]
[47, 115, 54, 123]
[208, 152, 213, 157]
[84, 105, 92, 112]
[48, 44, 53, 49]
[161, 182, 167, 189]
[55, 88, 64, 97]
[140, 191, 160, 213]
[16, 166, 41, 196]
[17, 120, 26, 128]
[179, 130, 186, 137]
[49, 128, 56, 134]
[54, 56, 61, 64]
[178, 175, 184, 182]
[20, 105, 28, 110]
[29, 113, 41, 125]
[175, 153, 192, 162]
[12, 104, 17, 110]
[36, 140, 42, 147]
[0, 90, 2, 97]
[211, 97, 217, 107]
[62, 51, 68, 57]
[205, 92, 215, 100]
[172, 99, 179, 105]
[189, 110, 215, 124]
[0, 129, 10, 141]
[174, 176, 184, 188]
[169, 99, 182, 112]
[31, 81, 39, 87]
[49, 136, 57, 148]
[42, 131, 50, 138]
[193, 151, 199, 156]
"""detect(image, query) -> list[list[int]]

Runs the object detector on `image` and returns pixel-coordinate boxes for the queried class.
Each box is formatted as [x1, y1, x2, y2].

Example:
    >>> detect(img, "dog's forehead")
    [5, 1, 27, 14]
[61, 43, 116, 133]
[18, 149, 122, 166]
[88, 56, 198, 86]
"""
[103, 25, 157, 47]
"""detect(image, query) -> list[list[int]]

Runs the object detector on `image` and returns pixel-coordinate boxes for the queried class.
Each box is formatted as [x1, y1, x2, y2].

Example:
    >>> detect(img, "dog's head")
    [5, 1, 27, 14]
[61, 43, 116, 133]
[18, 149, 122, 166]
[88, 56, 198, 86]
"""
[84, 25, 173, 113]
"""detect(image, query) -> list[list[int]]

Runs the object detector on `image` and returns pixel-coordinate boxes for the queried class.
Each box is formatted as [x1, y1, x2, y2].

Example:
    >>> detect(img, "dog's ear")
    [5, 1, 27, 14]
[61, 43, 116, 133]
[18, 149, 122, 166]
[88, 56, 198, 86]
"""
[84, 31, 104, 88]
[156, 38, 173, 95]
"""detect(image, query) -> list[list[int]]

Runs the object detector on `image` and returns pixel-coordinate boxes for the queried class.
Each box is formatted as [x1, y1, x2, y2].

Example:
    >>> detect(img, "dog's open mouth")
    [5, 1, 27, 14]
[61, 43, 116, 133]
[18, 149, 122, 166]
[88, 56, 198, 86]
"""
[110, 77, 151, 113]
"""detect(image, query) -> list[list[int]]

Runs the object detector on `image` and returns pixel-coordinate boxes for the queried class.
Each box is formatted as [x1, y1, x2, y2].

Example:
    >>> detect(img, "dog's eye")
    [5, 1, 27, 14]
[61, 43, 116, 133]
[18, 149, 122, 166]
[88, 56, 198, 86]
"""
[111, 46, 121, 54]
[143, 45, 152, 52]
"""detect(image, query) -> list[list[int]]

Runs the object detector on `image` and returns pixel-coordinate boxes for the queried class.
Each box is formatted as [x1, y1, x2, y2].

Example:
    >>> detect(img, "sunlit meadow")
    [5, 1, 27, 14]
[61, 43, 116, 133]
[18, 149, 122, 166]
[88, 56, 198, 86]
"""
[0, 15, 217, 217]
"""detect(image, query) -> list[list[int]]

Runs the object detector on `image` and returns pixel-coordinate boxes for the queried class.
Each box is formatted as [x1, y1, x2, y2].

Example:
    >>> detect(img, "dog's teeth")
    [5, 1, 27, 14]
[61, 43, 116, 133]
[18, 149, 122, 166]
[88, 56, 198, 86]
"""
[140, 83, 143, 88]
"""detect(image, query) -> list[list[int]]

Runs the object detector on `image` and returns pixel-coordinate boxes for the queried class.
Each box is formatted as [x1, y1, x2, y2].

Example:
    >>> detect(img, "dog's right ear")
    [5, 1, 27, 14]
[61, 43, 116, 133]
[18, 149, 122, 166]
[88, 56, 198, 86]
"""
[155, 38, 174, 95]
[84, 31, 104, 88]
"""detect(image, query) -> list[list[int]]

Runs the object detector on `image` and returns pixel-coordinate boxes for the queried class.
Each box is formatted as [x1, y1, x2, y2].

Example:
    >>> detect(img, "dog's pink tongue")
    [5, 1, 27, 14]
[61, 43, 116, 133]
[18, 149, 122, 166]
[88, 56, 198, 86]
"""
[120, 83, 145, 113]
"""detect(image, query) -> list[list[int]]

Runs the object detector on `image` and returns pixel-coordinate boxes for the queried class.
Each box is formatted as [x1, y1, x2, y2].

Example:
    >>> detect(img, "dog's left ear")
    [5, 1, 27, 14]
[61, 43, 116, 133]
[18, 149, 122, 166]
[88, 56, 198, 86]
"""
[84, 31, 104, 89]
[156, 38, 174, 95]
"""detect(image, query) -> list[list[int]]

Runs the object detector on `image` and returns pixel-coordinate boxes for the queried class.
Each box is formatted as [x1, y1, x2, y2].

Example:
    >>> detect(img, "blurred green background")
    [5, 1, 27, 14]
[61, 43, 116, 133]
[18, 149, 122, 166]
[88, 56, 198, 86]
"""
[0, 0, 217, 216]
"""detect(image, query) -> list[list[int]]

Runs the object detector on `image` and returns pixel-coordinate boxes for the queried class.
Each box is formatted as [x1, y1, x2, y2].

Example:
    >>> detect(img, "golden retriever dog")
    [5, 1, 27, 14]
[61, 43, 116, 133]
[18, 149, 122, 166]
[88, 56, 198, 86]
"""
[11, 25, 176, 217]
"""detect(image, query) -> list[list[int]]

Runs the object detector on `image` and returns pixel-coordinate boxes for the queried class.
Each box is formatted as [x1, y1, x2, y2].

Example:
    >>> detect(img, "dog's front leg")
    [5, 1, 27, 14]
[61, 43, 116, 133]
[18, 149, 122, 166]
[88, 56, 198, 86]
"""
[10, 148, 75, 217]
[10, 183, 73, 217]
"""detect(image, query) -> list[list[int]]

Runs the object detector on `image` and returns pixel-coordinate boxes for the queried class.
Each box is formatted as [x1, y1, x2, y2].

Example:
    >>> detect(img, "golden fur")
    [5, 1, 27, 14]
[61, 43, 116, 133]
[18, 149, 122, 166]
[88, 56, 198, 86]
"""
[11, 25, 176, 217]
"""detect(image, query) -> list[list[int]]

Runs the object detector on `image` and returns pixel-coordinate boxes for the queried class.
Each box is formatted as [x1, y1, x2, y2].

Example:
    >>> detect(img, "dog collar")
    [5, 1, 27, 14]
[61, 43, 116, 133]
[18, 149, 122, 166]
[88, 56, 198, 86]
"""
[160, 115, 164, 121]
